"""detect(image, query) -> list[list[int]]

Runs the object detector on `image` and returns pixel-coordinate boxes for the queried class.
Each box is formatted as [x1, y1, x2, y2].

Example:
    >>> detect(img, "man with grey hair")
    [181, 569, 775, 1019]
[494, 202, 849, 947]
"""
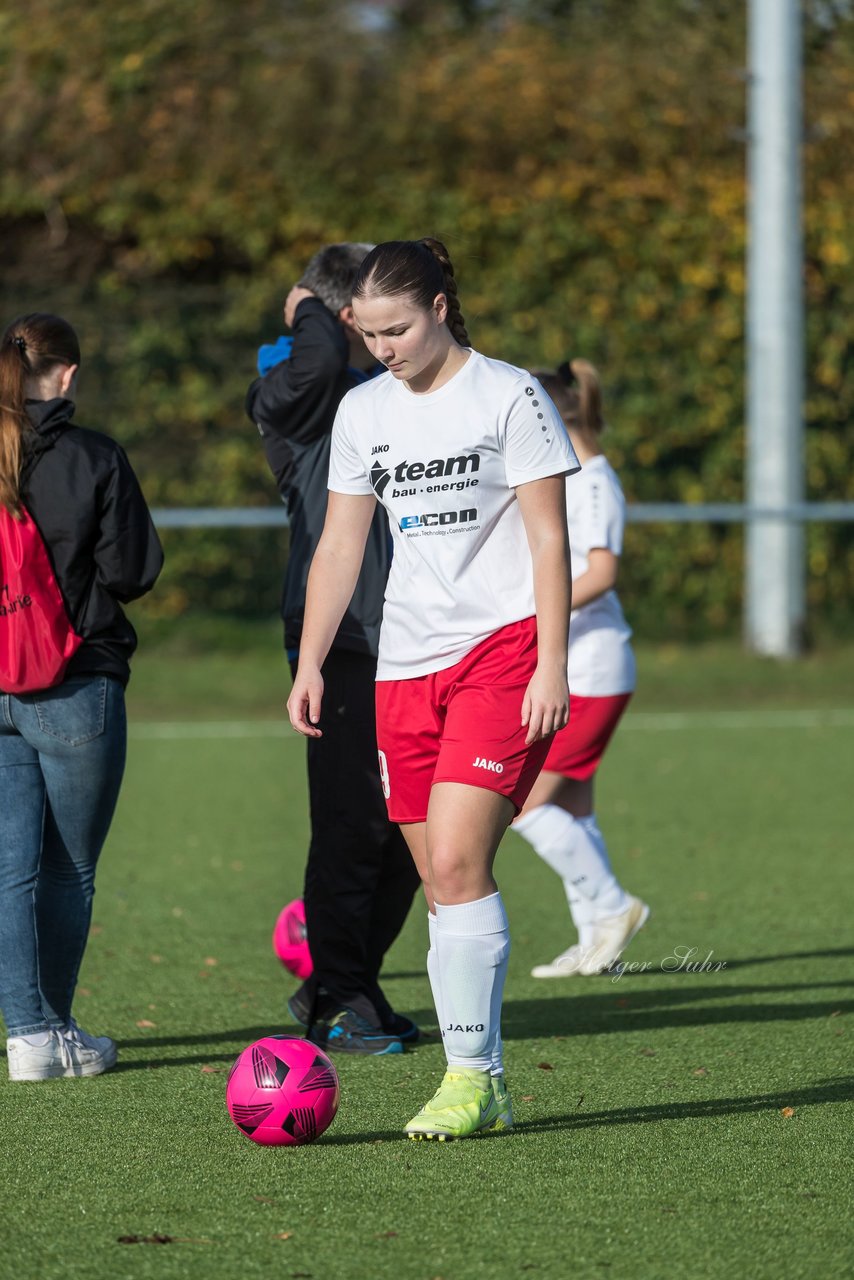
[247, 243, 419, 1056]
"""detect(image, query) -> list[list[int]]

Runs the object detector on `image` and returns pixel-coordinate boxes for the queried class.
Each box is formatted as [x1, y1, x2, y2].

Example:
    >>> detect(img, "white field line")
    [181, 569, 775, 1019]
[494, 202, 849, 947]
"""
[128, 709, 854, 741]
[130, 720, 294, 740]
[624, 708, 854, 731]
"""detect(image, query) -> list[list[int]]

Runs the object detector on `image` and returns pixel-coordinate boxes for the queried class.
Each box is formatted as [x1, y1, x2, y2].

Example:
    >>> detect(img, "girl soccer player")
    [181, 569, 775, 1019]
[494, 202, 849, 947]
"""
[514, 359, 649, 977]
[288, 238, 579, 1139]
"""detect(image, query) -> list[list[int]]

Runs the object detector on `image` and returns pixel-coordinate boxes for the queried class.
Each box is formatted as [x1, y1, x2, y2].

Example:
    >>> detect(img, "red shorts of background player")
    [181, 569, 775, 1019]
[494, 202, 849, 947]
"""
[542, 692, 632, 781]
[375, 616, 554, 825]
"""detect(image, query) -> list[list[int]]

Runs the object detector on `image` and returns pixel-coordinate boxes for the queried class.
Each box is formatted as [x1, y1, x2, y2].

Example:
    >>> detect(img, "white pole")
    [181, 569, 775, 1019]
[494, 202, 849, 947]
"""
[745, 0, 805, 657]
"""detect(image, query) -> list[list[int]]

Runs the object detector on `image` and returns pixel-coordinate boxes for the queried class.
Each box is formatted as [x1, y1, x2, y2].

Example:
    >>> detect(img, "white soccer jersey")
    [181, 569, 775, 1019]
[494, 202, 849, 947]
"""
[566, 454, 636, 696]
[328, 351, 580, 680]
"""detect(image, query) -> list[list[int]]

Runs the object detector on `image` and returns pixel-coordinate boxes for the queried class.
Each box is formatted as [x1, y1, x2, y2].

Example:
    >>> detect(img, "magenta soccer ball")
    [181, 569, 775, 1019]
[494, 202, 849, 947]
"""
[272, 899, 313, 979]
[226, 1036, 339, 1146]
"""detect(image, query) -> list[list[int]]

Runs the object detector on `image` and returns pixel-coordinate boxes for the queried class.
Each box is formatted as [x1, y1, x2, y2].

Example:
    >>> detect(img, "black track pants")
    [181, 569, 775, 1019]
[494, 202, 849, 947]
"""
[290, 649, 419, 1029]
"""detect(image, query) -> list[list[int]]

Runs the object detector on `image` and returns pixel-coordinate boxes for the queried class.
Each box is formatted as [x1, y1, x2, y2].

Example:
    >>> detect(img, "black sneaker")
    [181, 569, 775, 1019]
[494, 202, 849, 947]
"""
[289, 989, 420, 1045]
[384, 1013, 420, 1044]
[311, 1007, 404, 1056]
[287, 988, 312, 1027]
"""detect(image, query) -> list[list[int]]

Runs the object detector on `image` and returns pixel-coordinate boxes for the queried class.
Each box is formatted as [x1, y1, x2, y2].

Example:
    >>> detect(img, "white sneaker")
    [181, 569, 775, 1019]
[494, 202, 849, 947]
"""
[577, 896, 650, 976]
[63, 1019, 118, 1071]
[531, 944, 586, 979]
[531, 897, 651, 978]
[7, 1025, 116, 1081]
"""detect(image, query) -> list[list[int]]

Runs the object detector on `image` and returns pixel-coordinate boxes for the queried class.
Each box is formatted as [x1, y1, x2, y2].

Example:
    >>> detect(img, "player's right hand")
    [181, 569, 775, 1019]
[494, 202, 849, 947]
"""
[287, 668, 324, 737]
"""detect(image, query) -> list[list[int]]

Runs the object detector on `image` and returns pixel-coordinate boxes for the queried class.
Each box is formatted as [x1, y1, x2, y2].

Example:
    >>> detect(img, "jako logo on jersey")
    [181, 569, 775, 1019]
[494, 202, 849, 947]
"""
[443, 1023, 485, 1034]
[371, 444, 389, 455]
[400, 508, 477, 530]
[473, 757, 504, 774]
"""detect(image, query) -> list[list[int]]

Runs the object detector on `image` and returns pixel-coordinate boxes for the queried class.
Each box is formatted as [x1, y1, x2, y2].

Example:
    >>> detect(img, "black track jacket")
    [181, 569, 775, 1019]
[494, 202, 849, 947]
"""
[19, 398, 163, 688]
[246, 298, 388, 658]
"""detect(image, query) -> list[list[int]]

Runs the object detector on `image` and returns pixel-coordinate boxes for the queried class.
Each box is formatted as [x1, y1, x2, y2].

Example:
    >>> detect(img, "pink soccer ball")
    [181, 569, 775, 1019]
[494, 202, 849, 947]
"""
[273, 899, 313, 979]
[226, 1036, 339, 1146]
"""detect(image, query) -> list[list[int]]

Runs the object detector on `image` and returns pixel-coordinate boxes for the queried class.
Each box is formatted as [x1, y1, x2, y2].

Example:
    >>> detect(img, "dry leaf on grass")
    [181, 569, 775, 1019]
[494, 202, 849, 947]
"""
[537, 1062, 553, 1071]
[117, 1235, 173, 1246]
[780, 1107, 795, 1118]
[135, 1019, 156, 1029]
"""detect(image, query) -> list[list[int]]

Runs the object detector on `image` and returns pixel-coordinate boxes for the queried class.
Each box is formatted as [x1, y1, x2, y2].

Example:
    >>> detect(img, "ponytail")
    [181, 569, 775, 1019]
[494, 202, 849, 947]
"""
[0, 314, 80, 515]
[534, 358, 605, 436]
[0, 333, 31, 516]
[353, 237, 471, 347]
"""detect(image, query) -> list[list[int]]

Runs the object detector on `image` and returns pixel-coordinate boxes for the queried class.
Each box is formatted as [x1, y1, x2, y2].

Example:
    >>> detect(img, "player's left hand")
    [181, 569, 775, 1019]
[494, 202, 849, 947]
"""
[284, 285, 315, 329]
[521, 666, 569, 746]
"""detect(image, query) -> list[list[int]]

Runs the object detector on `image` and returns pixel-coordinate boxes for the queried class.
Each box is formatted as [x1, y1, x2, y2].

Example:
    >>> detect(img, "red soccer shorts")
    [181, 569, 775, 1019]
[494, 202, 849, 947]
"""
[543, 692, 632, 781]
[375, 617, 554, 824]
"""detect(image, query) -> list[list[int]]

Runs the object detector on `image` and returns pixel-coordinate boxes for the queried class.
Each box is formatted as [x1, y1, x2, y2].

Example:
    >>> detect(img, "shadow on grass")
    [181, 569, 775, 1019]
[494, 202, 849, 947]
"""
[314, 1076, 854, 1146]
[599, 946, 854, 976]
[108, 965, 852, 1070]
[111, 1023, 440, 1071]
[722, 946, 854, 969]
[514, 1075, 854, 1132]
[497, 980, 853, 1040]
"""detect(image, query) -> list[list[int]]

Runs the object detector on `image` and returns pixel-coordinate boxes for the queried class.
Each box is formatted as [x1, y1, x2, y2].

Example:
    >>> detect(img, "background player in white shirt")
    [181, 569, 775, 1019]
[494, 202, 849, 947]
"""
[514, 359, 649, 976]
[288, 238, 579, 1139]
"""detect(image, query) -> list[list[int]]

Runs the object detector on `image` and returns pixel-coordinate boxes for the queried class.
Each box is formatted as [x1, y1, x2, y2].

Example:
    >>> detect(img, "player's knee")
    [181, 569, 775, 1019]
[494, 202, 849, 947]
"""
[427, 846, 486, 902]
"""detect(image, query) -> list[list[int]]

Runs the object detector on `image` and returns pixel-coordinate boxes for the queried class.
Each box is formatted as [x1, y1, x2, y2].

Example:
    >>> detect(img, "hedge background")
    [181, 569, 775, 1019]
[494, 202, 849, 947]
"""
[1, 0, 852, 638]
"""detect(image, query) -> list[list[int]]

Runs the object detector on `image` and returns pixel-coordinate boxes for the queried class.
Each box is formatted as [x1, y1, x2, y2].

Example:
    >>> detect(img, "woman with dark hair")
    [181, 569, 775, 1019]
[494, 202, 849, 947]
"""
[513, 359, 649, 977]
[0, 313, 162, 1081]
[288, 239, 579, 1139]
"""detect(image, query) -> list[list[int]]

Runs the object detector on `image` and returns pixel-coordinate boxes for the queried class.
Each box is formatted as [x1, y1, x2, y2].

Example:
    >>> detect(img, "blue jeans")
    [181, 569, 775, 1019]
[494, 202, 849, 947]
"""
[0, 677, 126, 1037]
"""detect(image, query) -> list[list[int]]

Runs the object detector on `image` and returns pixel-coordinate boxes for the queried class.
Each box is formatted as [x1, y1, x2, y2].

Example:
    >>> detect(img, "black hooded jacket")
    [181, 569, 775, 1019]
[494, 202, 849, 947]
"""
[246, 297, 388, 658]
[17, 398, 163, 688]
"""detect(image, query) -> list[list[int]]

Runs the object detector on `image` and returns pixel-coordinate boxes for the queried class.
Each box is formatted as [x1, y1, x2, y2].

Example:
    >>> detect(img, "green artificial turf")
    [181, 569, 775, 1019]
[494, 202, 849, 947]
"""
[1, 645, 852, 1280]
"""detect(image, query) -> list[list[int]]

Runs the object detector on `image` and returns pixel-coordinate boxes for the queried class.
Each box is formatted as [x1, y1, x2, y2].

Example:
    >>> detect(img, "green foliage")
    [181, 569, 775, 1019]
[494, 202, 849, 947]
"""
[0, 0, 851, 634]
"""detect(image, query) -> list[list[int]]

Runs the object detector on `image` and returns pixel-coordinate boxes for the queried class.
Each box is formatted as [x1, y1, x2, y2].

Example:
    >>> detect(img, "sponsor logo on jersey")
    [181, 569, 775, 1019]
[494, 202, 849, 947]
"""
[371, 453, 480, 502]
[370, 461, 392, 498]
[443, 1023, 486, 1034]
[399, 508, 478, 530]
[473, 757, 504, 774]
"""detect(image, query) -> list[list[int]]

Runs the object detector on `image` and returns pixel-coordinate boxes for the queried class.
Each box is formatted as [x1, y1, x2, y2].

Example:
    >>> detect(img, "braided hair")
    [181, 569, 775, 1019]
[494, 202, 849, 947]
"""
[352, 238, 470, 347]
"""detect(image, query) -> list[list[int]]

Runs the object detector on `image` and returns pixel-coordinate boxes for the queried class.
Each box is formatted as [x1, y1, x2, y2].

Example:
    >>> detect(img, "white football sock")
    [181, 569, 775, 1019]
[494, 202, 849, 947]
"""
[514, 805, 629, 933]
[430, 908, 505, 1076]
[434, 892, 509, 1074]
[565, 884, 597, 949]
[426, 910, 443, 1032]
